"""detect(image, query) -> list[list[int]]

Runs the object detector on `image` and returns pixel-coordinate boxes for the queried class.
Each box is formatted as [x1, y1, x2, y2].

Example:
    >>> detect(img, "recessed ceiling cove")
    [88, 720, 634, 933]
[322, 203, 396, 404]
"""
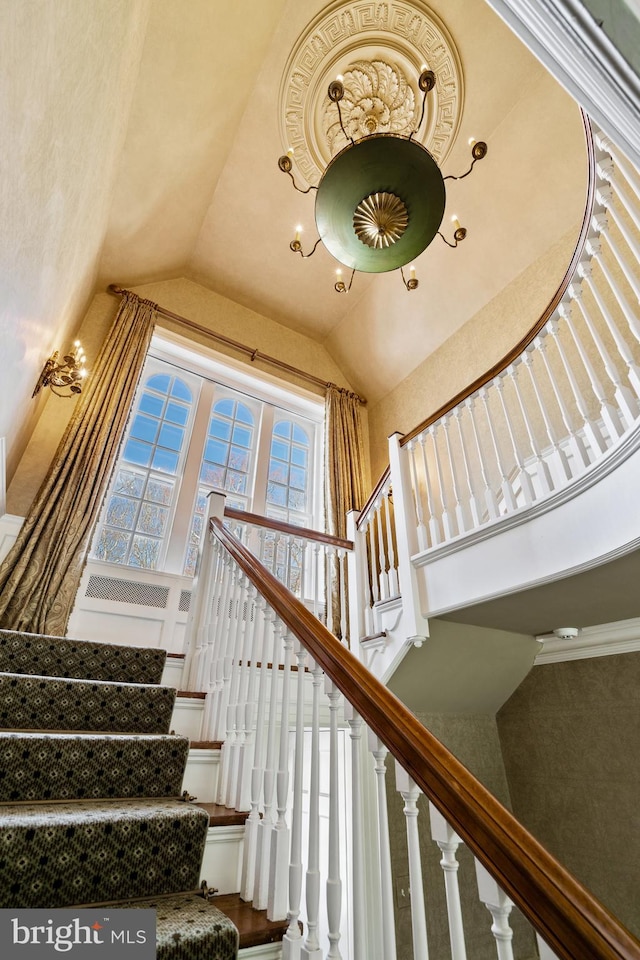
[278, 0, 464, 187]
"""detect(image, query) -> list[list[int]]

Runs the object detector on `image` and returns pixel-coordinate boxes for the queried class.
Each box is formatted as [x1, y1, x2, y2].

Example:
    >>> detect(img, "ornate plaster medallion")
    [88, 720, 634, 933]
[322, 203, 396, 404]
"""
[279, 0, 463, 187]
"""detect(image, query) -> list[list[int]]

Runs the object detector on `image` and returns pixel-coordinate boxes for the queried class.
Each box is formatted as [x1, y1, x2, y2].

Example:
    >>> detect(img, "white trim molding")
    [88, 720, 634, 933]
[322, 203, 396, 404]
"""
[535, 616, 640, 662]
[484, 0, 640, 168]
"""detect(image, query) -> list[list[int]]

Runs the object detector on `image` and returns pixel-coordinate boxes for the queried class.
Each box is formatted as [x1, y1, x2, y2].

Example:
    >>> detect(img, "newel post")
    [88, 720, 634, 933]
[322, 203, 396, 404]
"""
[387, 432, 429, 645]
[182, 490, 227, 689]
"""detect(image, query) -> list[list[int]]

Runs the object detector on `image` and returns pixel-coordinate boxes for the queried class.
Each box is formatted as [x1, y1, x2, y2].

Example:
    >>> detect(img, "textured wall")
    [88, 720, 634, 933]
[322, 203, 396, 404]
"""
[497, 652, 640, 938]
[386, 712, 536, 960]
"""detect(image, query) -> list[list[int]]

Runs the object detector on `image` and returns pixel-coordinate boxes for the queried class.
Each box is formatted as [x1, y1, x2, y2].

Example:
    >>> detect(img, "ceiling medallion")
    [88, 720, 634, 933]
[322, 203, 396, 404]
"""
[278, 0, 464, 186]
[353, 192, 409, 248]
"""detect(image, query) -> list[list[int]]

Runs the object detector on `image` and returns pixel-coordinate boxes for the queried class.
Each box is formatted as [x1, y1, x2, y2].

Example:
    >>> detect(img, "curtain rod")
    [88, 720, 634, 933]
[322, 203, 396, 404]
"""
[107, 284, 366, 405]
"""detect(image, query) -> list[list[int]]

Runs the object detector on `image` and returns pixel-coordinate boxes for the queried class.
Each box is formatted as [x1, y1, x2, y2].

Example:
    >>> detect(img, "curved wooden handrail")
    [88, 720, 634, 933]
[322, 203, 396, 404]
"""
[211, 514, 640, 960]
[223, 505, 353, 551]
[401, 111, 596, 447]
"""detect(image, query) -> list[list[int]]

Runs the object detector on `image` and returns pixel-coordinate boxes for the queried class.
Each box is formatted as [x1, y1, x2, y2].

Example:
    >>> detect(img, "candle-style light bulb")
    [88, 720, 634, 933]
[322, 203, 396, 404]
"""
[287, 146, 294, 158]
[409, 265, 416, 280]
[451, 214, 461, 232]
[294, 225, 302, 243]
[468, 137, 476, 147]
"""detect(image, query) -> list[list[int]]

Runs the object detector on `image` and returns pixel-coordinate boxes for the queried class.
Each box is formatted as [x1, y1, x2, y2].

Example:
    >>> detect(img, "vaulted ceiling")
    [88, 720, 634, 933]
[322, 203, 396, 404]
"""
[2, 0, 588, 478]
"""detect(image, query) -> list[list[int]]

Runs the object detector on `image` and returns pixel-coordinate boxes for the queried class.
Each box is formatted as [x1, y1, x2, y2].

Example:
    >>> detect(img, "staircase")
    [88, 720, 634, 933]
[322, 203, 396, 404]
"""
[0, 627, 286, 958]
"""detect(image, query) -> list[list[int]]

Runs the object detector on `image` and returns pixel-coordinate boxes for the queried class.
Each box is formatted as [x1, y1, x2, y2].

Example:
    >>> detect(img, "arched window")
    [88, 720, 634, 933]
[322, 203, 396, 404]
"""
[94, 372, 193, 569]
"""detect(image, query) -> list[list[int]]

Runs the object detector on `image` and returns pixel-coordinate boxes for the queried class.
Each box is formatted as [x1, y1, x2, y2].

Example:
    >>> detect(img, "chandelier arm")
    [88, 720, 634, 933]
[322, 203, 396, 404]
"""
[336, 99, 355, 147]
[409, 69, 436, 141]
[443, 160, 477, 182]
[287, 171, 318, 194]
[290, 237, 323, 258]
[437, 231, 458, 247]
[443, 141, 488, 182]
[334, 268, 356, 293]
[400, 266, 419, 291]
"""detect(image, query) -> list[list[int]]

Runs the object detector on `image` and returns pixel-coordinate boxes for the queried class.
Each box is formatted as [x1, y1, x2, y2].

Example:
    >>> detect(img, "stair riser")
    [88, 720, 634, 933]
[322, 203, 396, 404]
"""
[200, 825, 244, 895]
[171, 697, 205, 739]
[183, 748, 220, 803]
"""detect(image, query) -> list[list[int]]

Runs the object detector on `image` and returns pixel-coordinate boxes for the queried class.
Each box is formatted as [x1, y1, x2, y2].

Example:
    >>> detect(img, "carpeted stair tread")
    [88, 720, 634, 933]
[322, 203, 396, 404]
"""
[0, 798, 210, 908]
[0, 731, 189, 802]
[0, 672, 176, 734]
[92, 891, 239, 960]
[0, 629, 166, 683]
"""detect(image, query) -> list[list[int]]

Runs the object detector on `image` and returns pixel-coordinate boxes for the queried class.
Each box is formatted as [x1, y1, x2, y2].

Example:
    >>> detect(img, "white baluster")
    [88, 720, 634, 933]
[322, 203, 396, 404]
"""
[369, 733, 397, 960]
[558, 298, 623, 442]
[338, 548, 348, 645]
[218, 569, 247, 806]
[465, 396, 500, 521]
[241, 607, 275, 901]
[506, 362, 554, 497]
[548, 317, 608, 457]
[495, 375, 536, 505]
[586, 238, 640, 344]
[382, 487, 399, 597]
[475, 860, 515, 960]
[529, 337, 589, 478]
[407, 441, 429, 551]
[365, 522, 380, 608]
[419, 433, 442, 545]
[301, 661, 324, 960]
[234, 585, 260, 812]
[596, 132, 640, 203]
[442, 414, 468, 534]
[375, 500, 389, 600]
[226, 576, 253, 807]
[571, 270, 638, 425]
[596, 181, 640, 264]
[344, 704, 365, 960]
[592, 212, 640, 303]
[283, 642, 307, 959]
[479, 386, 518, 513]
[254, 618, 284, 909]
[209, 556, 237, 742]
[395, 765, 429, 959]
[326, 679, 343, 960]
[429, 424, 455, 539]
[268, 630, 294, 920]
[429, 803, 467, 960]
[453, 408, 482, 529]
[579, 253, 640, 395]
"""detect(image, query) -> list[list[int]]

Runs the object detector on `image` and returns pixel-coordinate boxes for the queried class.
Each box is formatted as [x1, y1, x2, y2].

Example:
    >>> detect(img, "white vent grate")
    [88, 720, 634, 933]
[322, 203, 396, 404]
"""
[86, 575, 169, 608]
[178, 590, 191, 613]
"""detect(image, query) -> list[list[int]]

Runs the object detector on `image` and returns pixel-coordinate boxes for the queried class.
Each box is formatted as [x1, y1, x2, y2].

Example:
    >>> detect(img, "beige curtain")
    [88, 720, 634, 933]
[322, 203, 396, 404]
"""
[325, 386, 367, 638]
[0, 293, 157, 635]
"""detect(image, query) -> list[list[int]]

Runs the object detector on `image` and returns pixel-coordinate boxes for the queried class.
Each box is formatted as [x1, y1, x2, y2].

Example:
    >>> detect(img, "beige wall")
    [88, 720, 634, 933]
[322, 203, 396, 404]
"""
[367, 223, 581, 479]
[497, 652, 640, 938]
[7, 277, 369, 516]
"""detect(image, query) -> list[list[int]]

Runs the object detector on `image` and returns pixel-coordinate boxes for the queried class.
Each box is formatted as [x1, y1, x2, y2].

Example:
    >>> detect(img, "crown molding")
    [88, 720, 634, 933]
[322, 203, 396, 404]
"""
[484, 0, 640, 169]
[535, 616, 640, 663]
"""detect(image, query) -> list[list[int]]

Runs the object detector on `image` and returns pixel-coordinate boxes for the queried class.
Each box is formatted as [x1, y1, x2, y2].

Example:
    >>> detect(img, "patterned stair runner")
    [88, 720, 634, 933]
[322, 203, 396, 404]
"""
[0, 630, 238, 960]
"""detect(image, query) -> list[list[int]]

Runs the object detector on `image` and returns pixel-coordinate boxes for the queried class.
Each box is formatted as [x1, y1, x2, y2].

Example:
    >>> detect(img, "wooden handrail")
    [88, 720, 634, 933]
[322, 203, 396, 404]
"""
[211, 514, 640, 960]
[400, 111, 596, 447]
[223, 505, 353, 551]
[355, 464, 392, 531]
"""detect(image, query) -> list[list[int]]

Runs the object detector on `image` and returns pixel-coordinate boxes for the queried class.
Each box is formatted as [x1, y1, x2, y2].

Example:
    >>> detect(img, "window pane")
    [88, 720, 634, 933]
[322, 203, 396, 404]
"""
[236, 403, 253, 424]
[200, 462, 225, 486]
[267, 482, 286, 506]
[184, 545, 199, 579]
[210, 418, 232, 441]
[292, 424, 308, 444]
[147, 374, 170, 392]
[139, 393, 164, 417]
[288, 489, 306, 511]
[224, 471, 247, 495]
[158, 423, 184, 452]
[130, 415, 159, 444]
[113, 470, 144, 498]
[194, 492, 208, 515]
[165, 401, 189, 425]
[273, 421, 290, 438]
[145, 478, 173, 505]
[128, 536, 161, 569]
[151, 448, 179, 473]
[271, 440, 288, 461]
[215, 398, 234, 417]
[232, 425, 252, 447]
[123, 439, 152, 467]
[229, 446, 249, 472]
[106, 496, 136, 530]
[171, 379, 192, 401]
[137, 503, 169, 537]
[269, 459, 288, 484]
[291, 446, 307, 467]
[290, 466, 306, 490]
[95, 529, 129, 563]
[205, 439, 228, 465]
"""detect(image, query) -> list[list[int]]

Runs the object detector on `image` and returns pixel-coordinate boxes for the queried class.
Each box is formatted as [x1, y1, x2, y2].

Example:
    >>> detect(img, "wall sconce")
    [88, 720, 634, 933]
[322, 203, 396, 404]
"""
[32, 341, 87, 398]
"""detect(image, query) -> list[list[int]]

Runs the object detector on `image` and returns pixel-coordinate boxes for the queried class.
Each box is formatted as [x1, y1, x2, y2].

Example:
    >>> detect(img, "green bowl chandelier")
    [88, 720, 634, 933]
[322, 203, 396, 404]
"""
[278, 70, 487, 292]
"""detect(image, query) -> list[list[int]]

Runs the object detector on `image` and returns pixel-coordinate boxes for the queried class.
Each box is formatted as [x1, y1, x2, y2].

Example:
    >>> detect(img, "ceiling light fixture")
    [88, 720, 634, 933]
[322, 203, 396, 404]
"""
[278, 68, 486, 293]
[32, 341, 87, 398]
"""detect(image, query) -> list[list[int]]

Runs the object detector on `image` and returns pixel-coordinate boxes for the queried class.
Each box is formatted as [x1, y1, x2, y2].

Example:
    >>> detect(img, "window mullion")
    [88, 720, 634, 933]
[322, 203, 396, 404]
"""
[164, 379, 215, 574]
[252, 403, 274, 515]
